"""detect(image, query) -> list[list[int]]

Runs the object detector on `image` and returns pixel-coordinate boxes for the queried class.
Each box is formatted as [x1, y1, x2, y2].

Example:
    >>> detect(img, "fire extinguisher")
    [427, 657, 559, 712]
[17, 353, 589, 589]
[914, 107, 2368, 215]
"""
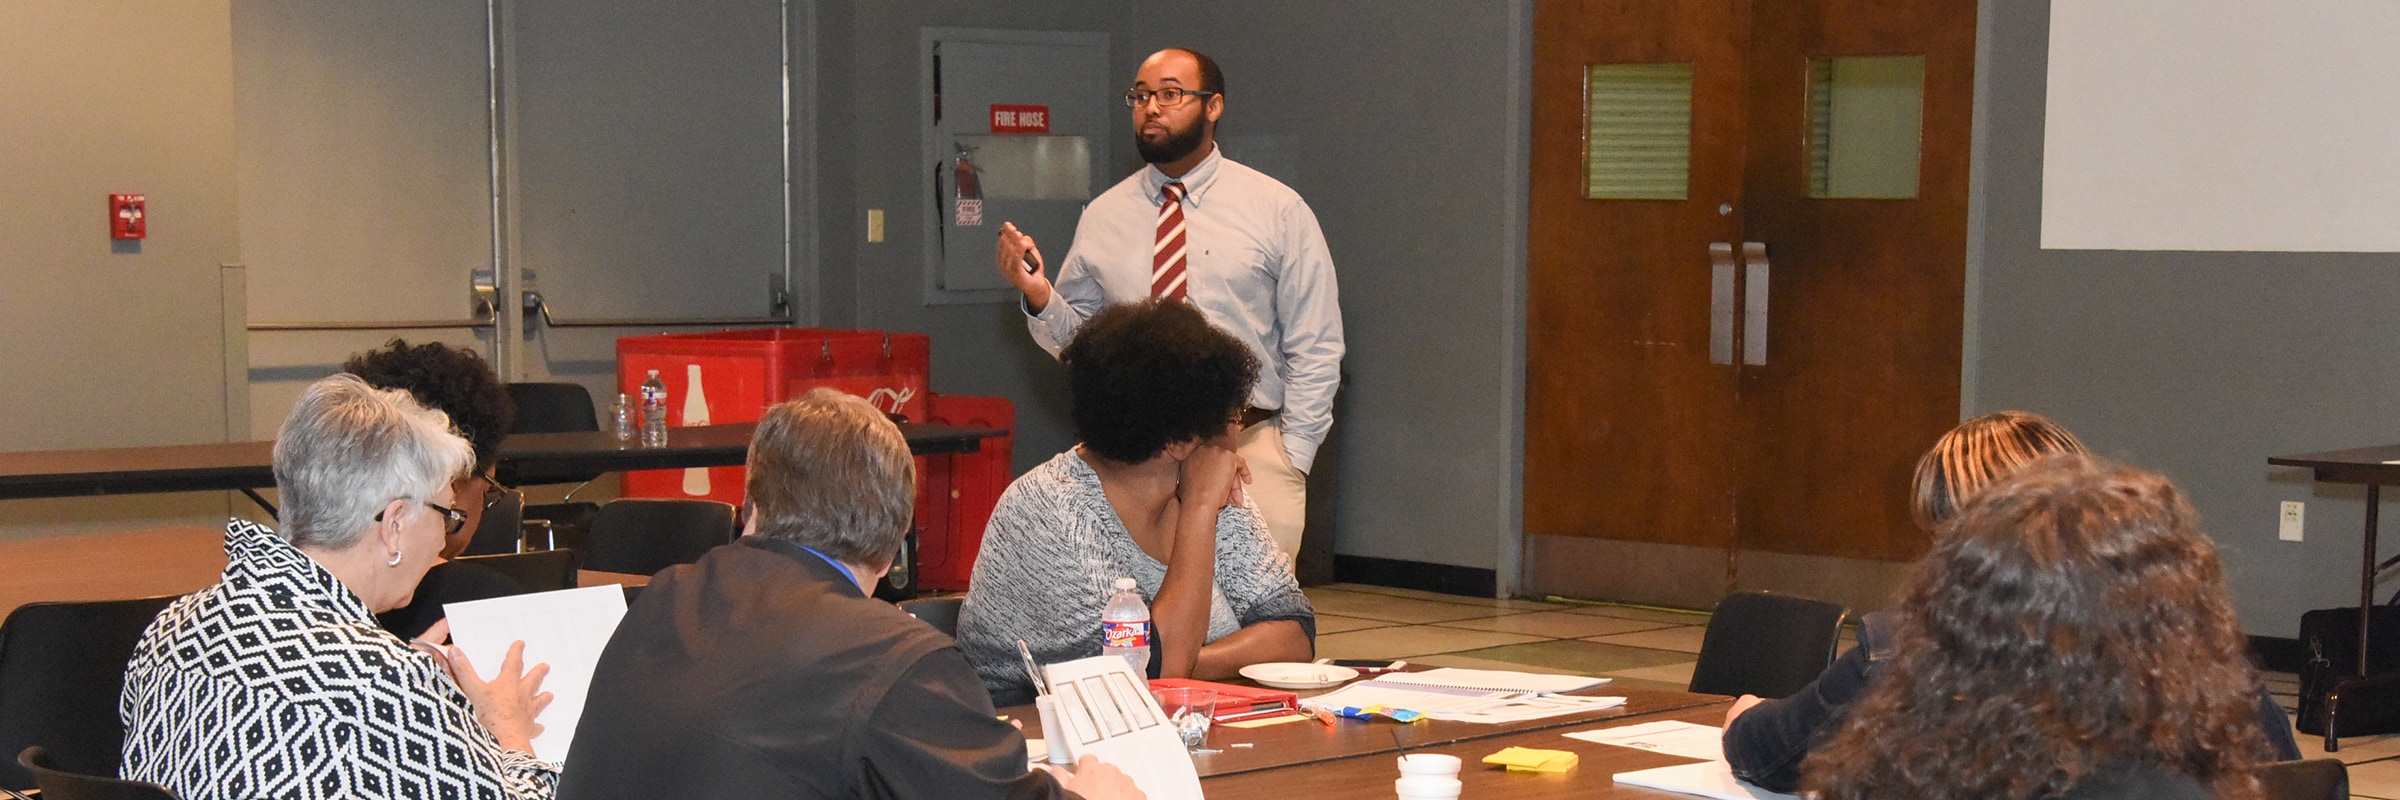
[952, 142, 984, 227]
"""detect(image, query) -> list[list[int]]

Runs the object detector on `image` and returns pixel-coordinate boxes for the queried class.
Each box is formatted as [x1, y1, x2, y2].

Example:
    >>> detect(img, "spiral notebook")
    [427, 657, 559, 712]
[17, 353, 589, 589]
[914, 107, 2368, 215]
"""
[1371, 667, 1610, 694]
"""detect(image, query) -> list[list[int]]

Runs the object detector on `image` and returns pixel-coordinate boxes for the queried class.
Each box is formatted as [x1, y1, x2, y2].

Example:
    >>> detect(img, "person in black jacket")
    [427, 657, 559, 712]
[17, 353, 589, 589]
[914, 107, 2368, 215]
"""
[559, 389, 1142, 800]
[1802, 456, 2281, 800]
[1721, 412, 2299, 792]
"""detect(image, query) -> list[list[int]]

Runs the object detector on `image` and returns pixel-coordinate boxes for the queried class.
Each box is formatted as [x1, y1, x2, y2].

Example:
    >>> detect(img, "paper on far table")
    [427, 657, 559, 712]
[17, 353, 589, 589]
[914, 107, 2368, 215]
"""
[443, 585, 629, 764]
[1302, 680, 1623, 723]
[1043, 655, 1202, 800]
[1567, 719, 1726, 761]
[1375, 667, 1611, 694]
[1613, 760, 1800, 800]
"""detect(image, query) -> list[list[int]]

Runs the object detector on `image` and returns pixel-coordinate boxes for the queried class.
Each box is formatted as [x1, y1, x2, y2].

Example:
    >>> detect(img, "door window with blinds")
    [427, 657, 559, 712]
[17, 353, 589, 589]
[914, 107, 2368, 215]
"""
[1583, 63, 1694, 200]
[1806, 55, 1925, 199]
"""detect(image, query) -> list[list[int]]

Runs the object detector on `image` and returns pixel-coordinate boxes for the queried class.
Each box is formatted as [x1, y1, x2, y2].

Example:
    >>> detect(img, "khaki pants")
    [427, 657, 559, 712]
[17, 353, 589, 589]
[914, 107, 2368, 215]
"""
[1234, 418, 1308, 560]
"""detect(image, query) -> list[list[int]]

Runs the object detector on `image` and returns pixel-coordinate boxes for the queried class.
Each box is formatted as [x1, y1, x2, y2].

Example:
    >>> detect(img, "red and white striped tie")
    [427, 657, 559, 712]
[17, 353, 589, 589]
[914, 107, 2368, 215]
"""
[1152, 183, 1189, 301]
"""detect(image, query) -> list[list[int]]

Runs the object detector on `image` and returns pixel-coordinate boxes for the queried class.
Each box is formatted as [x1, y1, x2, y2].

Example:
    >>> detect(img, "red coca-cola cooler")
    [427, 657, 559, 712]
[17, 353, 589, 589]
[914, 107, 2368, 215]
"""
[913, 393, 1014, 591]
[616, 328, 930, 506]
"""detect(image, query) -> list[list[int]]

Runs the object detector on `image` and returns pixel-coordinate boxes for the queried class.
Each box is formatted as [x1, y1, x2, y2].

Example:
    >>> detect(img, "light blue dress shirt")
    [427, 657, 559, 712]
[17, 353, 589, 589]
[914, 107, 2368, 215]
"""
[1027, 146, 1345, 472]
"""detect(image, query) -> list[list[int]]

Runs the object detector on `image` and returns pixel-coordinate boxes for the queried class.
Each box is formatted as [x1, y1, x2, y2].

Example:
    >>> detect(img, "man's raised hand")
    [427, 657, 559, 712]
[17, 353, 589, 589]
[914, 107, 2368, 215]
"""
[996, 222, 1052, 311]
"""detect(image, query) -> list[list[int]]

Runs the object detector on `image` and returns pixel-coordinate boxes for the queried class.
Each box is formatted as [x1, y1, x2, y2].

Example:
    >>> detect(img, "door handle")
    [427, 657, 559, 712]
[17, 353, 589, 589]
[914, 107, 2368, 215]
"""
[1742, 242, 1769, 366]
[1708, 242, 1735, 365]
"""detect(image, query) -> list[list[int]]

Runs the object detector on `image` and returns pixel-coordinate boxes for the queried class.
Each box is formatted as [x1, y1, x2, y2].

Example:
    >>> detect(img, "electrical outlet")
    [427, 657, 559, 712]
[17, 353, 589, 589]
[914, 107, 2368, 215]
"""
[2280, 501, 2305, 542]
[867, 209, 886, 243]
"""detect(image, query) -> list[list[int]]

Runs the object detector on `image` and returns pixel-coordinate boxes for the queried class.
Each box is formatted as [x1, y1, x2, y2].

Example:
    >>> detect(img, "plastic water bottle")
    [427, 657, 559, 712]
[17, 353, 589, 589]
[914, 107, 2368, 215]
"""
[610, 393, 635, 442]
[1101, 577, 1152, 675]
[639, 370, 669, 448]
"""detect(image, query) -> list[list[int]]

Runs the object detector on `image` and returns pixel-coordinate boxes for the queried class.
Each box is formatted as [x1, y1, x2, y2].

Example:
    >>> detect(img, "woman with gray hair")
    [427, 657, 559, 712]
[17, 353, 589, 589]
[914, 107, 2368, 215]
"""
[119, 374, 556, 800]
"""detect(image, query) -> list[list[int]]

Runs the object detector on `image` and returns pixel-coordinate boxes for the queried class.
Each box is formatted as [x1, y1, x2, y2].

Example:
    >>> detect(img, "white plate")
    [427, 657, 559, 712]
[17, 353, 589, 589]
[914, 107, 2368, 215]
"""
[1240, 662, 1359, 690]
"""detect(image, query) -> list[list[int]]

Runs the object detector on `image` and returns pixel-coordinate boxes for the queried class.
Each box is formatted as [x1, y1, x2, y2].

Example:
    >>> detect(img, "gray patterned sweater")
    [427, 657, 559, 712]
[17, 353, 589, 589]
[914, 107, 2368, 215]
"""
[956, 450, 1316, 705]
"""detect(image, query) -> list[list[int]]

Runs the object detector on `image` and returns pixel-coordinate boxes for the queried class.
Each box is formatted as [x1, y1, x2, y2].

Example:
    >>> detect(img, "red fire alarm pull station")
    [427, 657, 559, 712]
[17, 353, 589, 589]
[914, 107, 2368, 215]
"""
[110, 194, 146, 240]
[988, 104, 1050, 134]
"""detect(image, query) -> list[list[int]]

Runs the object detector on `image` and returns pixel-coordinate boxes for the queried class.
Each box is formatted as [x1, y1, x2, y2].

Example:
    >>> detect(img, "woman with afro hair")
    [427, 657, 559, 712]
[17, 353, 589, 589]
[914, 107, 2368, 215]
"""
[956, 300, 1314, 706]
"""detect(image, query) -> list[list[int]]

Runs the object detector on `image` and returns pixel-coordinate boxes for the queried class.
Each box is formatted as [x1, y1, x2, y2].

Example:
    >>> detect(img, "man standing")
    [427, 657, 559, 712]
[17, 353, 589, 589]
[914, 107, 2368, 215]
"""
[560, 389, 1142, 800]
[997, 48, 1342, 559]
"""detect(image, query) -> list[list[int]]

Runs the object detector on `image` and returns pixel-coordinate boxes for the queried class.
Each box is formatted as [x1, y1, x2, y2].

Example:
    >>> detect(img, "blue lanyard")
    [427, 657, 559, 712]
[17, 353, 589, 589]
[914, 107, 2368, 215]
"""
[797, 545, 858, 587]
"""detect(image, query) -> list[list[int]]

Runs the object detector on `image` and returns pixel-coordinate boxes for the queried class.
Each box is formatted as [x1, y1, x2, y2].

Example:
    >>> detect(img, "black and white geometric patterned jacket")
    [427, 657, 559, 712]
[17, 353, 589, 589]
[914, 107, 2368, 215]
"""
[119, 518, 560, 800]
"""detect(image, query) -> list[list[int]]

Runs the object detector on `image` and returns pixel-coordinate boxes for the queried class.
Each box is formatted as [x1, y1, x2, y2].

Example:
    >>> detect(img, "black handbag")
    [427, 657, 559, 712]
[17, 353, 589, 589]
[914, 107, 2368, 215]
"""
[2296, 600, 2400, 736]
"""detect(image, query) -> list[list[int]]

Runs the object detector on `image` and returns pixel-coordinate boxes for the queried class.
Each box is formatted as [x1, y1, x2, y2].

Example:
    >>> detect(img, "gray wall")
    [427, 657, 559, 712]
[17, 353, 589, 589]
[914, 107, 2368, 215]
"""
[1970, 1, 2400, 637]
[505, 0, 802, 398]
[235, 0, 800, 427]
[0, 1, 244, 538]
[1135, 3, 1527, 574]
[233, 0, 496, 439]
[815, 0, 1140, 475]
[820, 0, 1529, 577]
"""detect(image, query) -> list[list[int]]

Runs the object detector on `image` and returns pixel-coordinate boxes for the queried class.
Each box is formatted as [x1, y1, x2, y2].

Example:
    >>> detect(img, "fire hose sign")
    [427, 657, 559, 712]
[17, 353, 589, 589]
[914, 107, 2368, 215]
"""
[989, 104, 1050, 134]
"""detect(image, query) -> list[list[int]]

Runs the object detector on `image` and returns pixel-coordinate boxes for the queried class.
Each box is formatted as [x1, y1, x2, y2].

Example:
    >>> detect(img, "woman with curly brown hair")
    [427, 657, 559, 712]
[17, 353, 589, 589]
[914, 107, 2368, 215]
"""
[1722, 412, 2297, 792]
[1804, 455, 2273, 800]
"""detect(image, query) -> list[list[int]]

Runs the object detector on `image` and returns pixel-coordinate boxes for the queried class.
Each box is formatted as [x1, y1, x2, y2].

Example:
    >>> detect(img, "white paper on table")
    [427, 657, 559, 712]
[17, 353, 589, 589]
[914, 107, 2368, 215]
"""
[1042, 655, 1202, 800]
[1302, 681, 1513, 715]
[1441, 693, 1623, 724]
[1613, 760, 1799, 800]
[1302, 681, 1623, 723]
[1567, 719, 1727, 761]
[442, 585, 629, 764]
[1374, 667, 1611, 694]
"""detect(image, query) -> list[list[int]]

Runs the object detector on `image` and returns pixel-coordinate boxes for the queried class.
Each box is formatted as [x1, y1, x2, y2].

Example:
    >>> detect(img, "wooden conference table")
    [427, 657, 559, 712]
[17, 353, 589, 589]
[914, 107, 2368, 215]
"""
[0, 421, 1002, 501]
[1006, 686, 1736, 799]
[2267, 443, 2400, 751]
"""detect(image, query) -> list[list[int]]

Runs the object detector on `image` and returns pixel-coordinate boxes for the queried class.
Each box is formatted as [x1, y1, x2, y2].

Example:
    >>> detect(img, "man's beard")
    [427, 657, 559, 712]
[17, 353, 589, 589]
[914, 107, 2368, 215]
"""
[1137, 117, 1208, 164]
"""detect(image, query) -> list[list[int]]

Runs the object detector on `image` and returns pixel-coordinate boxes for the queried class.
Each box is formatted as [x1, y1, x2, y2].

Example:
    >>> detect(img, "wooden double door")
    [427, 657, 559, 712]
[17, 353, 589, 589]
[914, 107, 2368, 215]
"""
[1524, 0, 1976, 607]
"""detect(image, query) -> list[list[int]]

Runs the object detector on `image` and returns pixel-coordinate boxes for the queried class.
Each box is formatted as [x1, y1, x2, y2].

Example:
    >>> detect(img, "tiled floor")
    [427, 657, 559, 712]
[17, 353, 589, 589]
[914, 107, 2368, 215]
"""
[1308, 583, 2398, 799]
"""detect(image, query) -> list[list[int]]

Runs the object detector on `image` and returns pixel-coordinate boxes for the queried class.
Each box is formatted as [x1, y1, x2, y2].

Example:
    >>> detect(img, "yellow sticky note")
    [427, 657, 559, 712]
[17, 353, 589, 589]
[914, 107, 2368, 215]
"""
[1482, 746, 1580, 773]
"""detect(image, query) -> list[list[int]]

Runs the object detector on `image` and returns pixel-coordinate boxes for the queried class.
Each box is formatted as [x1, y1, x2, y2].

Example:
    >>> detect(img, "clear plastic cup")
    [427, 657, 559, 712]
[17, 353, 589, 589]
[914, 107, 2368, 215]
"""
[1153, 687, 1218, 750]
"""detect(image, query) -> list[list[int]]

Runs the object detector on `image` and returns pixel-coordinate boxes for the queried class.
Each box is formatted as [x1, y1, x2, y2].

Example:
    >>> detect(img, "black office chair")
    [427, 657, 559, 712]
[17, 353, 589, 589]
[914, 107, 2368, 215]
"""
[1686, 591, 1848, 699]
[506, 382, 602, 435]
[503, 382, 608, 548]
[16, 747, 181, 800]
[453, 549, 580, 593]
[899, 596, 965, 638]
[458, 488, 526, 556]
[2257, 758, 2349, 800]
[582, 499, 738, 576]
[503, 381, 607, 490]
[0, 596, 179, 792]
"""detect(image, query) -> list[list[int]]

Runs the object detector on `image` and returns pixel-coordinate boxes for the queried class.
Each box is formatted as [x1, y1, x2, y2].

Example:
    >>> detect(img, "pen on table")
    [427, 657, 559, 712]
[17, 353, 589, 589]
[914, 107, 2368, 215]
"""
[1017, 639, 1047, 697]
[1020, 641, 1073, 767]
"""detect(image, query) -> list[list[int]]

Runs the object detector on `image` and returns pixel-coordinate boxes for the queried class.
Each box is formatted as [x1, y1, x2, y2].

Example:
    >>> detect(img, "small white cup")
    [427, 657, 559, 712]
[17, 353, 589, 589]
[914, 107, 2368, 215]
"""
[1395, 776, 1462, 800]
[1397, 753, 1463, 778]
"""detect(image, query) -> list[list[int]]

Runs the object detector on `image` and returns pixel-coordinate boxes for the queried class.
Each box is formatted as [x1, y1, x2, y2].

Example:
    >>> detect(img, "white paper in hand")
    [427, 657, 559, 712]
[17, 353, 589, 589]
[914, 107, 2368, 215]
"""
[1042, 655, 1202, 800]
[442, 585, 629, 764]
